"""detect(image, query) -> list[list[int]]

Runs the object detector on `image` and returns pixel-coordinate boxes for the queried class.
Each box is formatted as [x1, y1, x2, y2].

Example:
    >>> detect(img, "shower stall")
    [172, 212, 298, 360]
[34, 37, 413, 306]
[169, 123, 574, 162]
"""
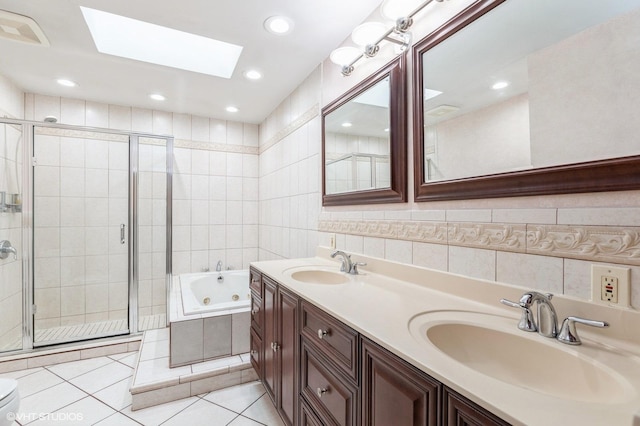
[0, 118, 173, 353]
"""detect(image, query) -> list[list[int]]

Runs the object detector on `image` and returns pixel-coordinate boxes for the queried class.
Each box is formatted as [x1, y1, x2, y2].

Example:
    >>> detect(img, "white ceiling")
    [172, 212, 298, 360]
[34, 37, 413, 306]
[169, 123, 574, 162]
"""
[0, 0, 382, 124]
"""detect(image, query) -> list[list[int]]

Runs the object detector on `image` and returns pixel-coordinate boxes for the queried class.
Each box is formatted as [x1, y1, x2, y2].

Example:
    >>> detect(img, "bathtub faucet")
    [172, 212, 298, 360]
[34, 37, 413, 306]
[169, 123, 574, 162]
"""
[215, 260, 223, 272]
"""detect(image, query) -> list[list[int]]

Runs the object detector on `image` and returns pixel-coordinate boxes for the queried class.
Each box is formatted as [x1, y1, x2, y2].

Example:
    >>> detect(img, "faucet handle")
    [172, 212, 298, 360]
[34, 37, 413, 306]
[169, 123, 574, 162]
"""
[351, 262, 367, 275]
[557, 316, 609, 345]
[500, 298, 537, 332]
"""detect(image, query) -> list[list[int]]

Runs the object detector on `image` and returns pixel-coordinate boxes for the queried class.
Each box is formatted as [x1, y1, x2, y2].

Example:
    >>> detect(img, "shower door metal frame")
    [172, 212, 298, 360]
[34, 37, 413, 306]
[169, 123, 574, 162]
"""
[0, 118, 173, 355]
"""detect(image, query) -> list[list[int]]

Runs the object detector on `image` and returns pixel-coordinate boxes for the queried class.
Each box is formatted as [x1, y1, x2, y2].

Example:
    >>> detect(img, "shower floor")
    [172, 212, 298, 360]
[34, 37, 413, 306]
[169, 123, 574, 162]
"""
[0, 314, 167, 351]
[35, 318, 129, 346]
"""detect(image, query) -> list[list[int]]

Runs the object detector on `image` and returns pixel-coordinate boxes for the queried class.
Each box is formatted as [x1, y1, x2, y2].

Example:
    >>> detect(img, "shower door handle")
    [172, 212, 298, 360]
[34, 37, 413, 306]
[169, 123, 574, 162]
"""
[120, 224, 126, 244]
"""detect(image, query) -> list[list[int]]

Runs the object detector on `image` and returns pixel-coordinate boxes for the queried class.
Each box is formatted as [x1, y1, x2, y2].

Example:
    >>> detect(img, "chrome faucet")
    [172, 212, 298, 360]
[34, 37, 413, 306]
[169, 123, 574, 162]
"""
[501, 291, 558, 338]
[0, 240, 17, 260]
[502, 290, 610, 345]
[215, 260, 223, 272]
[330, 250, 366, 275]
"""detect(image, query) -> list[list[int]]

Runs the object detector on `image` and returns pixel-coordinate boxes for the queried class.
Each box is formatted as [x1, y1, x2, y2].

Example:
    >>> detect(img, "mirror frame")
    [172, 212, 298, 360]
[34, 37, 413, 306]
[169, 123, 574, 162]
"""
[322, 55, 407, 206]
[412, 0, 640, 202]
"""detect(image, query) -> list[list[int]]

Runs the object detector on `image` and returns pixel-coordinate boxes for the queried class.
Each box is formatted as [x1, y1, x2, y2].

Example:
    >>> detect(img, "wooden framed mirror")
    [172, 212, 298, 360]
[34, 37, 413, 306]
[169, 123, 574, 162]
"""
[322, 55, 407, 206]
[413, 0, 640, 202]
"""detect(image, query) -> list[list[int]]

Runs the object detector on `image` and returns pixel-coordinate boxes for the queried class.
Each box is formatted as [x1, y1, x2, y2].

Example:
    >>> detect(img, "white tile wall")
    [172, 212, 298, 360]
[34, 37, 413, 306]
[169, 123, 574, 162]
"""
[258, 62, 640, 311]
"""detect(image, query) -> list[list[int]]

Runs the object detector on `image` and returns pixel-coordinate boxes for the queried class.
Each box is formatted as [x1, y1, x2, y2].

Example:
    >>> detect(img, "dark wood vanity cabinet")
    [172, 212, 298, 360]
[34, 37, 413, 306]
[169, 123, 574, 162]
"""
[361, 337, 440, 426]
[443, 388, 511, 426]
[249, 268, 263, 378]
[261, 275, 299, 426]
[251, 270, 510, 426]
[299, 300, 360, 426]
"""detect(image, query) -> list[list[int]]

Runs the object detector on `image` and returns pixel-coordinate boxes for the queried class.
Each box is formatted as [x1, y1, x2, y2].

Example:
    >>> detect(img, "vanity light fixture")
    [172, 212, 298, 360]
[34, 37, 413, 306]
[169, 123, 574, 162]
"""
[330, 0, 445, 76]
[149, 93, 166, 101]
[226, 106, 239, 113]
[56, 78, 77, 87]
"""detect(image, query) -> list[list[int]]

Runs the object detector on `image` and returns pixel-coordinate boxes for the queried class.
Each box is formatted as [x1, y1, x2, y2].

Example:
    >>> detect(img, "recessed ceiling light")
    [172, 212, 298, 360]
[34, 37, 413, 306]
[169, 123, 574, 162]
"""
[226, 106, 239, 113]
[342, 122, 353, 128]
[492, 81, 509, 90]
[244, 70, 262, 80]
[81, 7, 243, 78]
[57, 79, 77, 87]
[384, 128, 390, 132]
[149, 93, 166, 101]
[264, 16, 293, 35]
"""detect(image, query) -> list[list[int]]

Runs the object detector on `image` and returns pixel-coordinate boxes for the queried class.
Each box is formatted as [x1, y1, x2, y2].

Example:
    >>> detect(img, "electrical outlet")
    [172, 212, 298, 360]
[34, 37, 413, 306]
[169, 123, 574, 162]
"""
[591, 265, 631, 307]
[601, 276, 618, 303]
[329, 233, 336, 249]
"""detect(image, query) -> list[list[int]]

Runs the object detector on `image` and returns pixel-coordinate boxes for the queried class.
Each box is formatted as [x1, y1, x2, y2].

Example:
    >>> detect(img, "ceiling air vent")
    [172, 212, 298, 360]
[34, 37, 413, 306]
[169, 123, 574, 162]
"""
[0, 10, 49, 46]
[425, 105, 460, 118]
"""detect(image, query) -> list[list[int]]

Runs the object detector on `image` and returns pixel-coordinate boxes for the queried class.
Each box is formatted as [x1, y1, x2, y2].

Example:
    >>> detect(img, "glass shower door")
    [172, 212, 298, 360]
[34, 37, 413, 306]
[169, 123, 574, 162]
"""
[32, 126, 130, 346]
[0, 120, 23, 353]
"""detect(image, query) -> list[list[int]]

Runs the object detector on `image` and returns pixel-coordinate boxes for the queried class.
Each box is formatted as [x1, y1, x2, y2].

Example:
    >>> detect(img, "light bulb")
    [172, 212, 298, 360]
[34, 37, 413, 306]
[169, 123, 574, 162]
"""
[351, 22, 388, 47]
[330, 47, 361, 66]
[380, 0, 424, 20]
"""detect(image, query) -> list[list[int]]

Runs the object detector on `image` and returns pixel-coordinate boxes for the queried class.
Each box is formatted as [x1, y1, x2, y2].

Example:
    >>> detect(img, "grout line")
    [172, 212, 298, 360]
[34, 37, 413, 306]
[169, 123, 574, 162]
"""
[155, 396, 201, 425]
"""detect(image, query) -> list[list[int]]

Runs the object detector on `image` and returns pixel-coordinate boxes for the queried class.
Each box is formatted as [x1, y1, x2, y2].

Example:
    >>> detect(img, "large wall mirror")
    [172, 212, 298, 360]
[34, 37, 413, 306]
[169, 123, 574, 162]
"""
[413, 0, 640, 201]
[323, 56, 407, 206]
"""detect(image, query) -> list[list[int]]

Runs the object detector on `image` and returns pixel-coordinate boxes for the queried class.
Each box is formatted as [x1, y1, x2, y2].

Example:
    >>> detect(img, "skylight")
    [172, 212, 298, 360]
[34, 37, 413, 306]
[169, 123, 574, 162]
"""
[80, 7, 243, 78]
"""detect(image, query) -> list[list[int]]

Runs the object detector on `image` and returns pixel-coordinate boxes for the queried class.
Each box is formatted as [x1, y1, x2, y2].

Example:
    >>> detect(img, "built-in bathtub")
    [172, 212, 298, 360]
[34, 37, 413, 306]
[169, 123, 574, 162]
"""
[180, 271, 251, 315]
[169, 270, 251, 367]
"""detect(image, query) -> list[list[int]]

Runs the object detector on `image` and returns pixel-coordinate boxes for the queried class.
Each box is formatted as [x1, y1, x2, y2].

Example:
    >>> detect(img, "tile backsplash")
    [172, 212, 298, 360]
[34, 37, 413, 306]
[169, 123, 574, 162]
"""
[258, 64, 640, 311]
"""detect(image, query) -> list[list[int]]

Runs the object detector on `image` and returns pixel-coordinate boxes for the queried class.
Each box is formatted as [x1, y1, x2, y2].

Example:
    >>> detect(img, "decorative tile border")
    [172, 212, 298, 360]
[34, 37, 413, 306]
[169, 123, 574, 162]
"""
[35, 126, 260, 154]
[35, 126, 129, 142]
[174, 139, 259, 155]
[260, 103, 320, 154]
[448, 223, 526, 253]
[527, 225, 640, 265]
[398, 221, 448, 244]
[318, 219, 640, 265]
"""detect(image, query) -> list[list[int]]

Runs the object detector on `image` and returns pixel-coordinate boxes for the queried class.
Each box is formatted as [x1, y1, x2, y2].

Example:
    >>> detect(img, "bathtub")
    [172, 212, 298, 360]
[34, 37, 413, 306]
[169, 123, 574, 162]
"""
[179, 270, 251, 316]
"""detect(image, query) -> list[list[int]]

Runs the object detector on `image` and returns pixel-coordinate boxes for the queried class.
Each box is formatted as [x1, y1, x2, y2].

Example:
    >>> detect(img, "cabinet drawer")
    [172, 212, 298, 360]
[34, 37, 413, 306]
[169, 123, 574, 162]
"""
[301, 338, 358, 426]
[443, 387, 511, 426]
[299, 397, 324, 426]
[250, 328, 262, 380]
[249, 268, 261, 295]
[251, 293, 263, 336]
[301, 300, 359, 381]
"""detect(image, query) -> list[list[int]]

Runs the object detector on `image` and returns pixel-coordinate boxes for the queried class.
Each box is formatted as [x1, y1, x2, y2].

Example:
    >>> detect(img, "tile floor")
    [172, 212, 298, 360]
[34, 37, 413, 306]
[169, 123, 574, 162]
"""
[1, 351, 284, 426]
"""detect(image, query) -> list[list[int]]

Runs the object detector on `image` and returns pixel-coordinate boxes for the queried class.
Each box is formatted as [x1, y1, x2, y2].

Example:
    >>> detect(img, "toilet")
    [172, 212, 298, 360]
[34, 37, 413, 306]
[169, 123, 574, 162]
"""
[0, 379, 19, 426]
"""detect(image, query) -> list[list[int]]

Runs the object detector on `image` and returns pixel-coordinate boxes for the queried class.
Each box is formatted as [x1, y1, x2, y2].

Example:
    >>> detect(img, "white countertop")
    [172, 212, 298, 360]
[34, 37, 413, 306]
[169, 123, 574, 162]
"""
[251, 248, 640, 426]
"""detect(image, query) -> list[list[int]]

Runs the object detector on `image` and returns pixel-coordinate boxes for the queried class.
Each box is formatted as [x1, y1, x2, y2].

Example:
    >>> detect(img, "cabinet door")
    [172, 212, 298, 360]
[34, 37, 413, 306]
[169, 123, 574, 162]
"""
[278, 286, 299, 426]
[251, 293, 263, 336]
[263, 277, 278, 403]
[443, 388, 511, 426]
[250, 327, 262, 380]
[362, 338, 440, 426]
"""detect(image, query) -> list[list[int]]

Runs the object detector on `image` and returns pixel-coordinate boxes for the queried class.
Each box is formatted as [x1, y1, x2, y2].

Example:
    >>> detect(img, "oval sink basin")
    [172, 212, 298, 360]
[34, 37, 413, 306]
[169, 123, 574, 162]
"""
[290, 270, 349, 285]
[410, 311, 635, 404]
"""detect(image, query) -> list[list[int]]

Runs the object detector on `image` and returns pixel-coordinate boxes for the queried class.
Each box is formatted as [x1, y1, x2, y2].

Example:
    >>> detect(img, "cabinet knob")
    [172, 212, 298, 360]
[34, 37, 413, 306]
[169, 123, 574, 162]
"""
[271, 342, 280, 352]
[250, 350, 257, 355]
[251, 308, 259, 316]
[317, 329, 330, 339]
[316, 387, 329, 398]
